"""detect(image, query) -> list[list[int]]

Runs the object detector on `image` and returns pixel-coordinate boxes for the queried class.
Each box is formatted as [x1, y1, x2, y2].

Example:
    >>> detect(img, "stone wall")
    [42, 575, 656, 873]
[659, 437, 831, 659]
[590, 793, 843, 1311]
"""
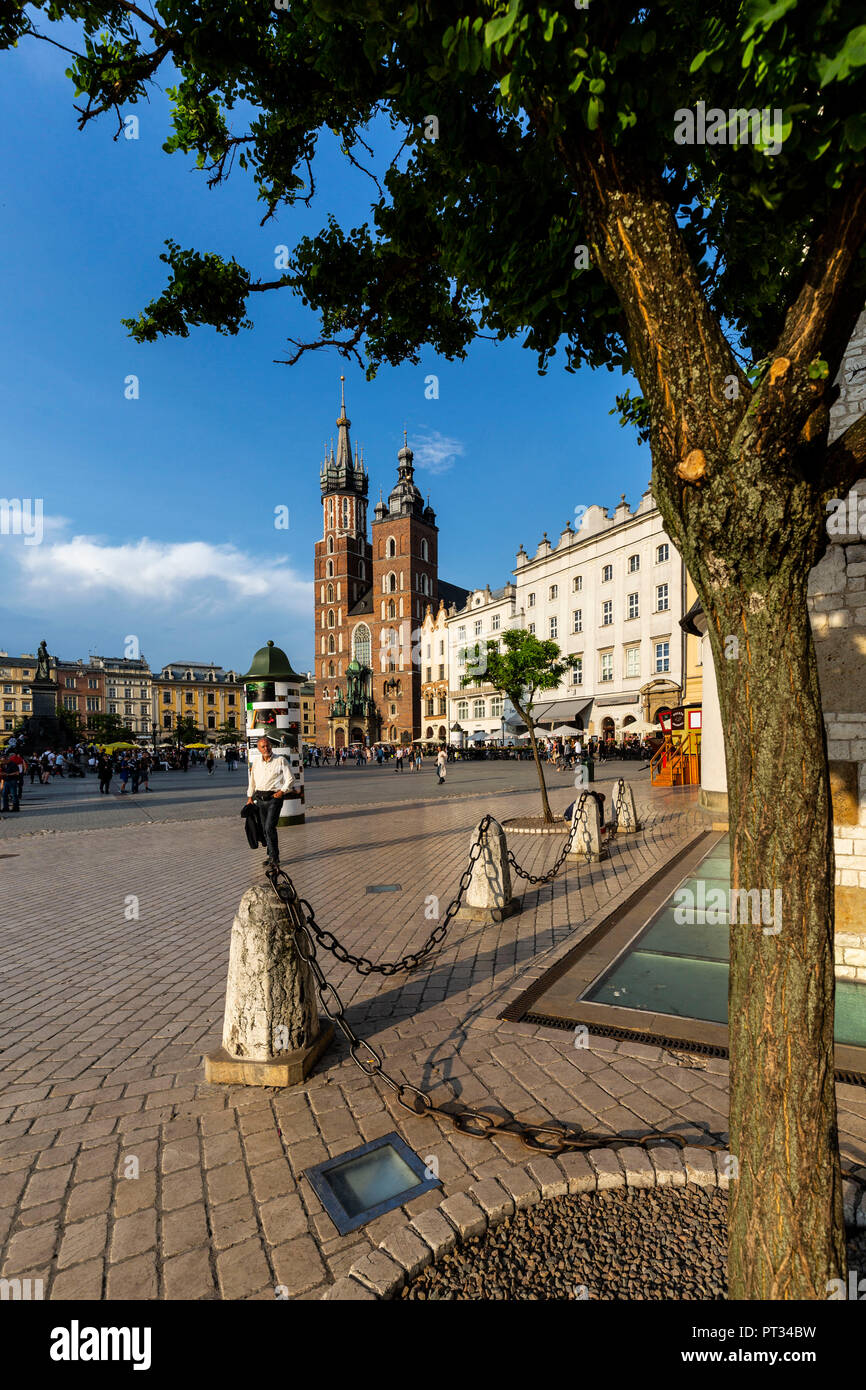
[807, 308, 866, 944]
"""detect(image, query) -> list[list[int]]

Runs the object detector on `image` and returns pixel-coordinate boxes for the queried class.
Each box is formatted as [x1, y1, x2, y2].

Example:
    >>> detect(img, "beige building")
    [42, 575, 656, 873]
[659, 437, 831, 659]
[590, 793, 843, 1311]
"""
[419, 600, 451, 743]
[446, 584, 523, 745]
[300, 677, 316, 746]
[0, 651, 39, 736]
[154, 662, 244, 742]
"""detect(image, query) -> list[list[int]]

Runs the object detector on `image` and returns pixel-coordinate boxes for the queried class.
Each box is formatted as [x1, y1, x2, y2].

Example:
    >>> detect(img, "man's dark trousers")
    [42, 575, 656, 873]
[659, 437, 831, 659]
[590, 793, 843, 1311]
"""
[255, 794, 282, 864]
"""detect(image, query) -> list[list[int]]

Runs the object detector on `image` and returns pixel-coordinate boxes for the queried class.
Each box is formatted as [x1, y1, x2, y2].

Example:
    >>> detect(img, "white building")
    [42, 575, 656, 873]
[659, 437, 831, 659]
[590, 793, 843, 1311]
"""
[512, 490, 686, 739]
[445, 584, 524, 745]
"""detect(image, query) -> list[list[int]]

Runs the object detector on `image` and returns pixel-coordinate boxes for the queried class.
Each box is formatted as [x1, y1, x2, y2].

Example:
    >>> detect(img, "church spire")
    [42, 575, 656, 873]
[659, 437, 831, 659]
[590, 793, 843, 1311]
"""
[320, 376, 367, 499]
[335, 374, 352, 469]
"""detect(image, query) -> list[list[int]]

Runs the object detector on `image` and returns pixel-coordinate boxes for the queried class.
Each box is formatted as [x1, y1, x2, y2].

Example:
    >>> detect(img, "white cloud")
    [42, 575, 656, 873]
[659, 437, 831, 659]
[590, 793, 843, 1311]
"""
[14, 533, 311, 612]
[411, 431, 466, 475]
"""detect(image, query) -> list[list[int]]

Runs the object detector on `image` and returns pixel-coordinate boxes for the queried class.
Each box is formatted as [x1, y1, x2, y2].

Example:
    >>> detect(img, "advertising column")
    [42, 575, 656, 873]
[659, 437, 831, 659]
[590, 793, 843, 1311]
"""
[241, 640, 305, 828]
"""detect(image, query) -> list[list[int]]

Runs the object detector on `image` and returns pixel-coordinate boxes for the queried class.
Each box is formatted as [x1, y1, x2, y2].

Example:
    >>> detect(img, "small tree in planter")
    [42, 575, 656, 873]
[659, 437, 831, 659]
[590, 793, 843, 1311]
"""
[462, 629, 577, 825]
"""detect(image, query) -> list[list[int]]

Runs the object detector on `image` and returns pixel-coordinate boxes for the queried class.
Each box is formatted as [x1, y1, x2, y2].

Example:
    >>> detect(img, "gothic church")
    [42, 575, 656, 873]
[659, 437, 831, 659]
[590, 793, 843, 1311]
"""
[313, 380, 467, 746]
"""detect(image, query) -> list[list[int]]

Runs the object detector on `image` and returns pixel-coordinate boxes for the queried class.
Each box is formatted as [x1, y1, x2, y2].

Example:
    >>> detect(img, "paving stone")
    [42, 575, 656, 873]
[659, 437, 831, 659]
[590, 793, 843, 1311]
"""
[272, 1235, 328, 1297]
[438, 1192, 487, 1241]
[554, 1151, 596, 1194]
[524, 1157, 569, 1199]
[161, 1203, 209, 1258]
[163, 1246, 217, 1300]
[106, 1252, 158, 1299]
[349, 1248, 405, 1298]
[469, 1178, 514, 1223]
[409, 1208, 458, 1258]
[682, 1145, 718, 1189]
[210, 1196, 258, 1251]
[56, 1215, 107, 1271]
[113, 1173, 157, 1217]
[647, 1144, 687, 1187]
[216, 1238, 272, 1299]
[49, 1257, 104, 1300]
[495, 1166, 541, 1211]
[258, 1194, 309, 1246]
[378, 1226, 432, 1278]
[3, 1221, 58, 1275]
[65, 1177, 113, 1223]
[616, 1146, 656, 1189]
[586, 1148, 625, 1191]
[321, 1276, 377, 1301]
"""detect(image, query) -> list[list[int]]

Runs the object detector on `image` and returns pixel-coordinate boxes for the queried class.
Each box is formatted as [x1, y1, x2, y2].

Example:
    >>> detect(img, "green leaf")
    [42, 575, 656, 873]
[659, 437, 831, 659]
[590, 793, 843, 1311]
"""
[484, 1, 520, 48]
[587, 95, 601, 130]
[844, 113, 866, 151]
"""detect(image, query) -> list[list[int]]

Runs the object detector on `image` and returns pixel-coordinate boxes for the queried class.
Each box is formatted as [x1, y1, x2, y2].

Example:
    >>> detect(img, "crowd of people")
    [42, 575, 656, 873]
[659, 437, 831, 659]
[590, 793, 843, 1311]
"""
[0, 740, 247, 814]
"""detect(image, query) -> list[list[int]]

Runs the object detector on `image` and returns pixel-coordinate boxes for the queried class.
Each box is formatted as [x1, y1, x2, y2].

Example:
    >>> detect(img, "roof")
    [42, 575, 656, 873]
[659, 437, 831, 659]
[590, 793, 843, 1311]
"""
[239, 639, 304, 683]
[438, 579, 471, 609]
[349, 587, 374, 616]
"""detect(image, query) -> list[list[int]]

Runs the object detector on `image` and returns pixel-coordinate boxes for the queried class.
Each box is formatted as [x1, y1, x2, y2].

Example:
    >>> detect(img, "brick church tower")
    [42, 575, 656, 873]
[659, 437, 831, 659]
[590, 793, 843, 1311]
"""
[313, 381, 465, 748]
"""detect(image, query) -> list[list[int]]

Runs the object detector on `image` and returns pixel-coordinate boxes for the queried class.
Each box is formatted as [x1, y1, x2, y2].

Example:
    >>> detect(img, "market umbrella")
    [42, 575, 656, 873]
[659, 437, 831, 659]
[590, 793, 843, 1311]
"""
[551, 724, 581, 737]
[185, 742, 212, 749]
[103, 742, 138, 752]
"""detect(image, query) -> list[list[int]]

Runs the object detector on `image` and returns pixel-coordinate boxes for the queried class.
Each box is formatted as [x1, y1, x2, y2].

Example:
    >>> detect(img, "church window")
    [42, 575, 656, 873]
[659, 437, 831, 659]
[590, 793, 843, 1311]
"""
[342, 498, 349, 528]
[327, 584, 334, 603]
[327, 535, 334, 554]
[326, 559, 333, 578]
[328, 662, 335, 677]
[388, 600, 396, 619]
[353, 624, 371, 667]
[387, 536, 397, 558]
[327, 609, 335, 628]
[421, 538, 429, 560]
[388, 572, 397, 592]
[327, 499, 334, 530]
[359, 559, 366, 580]
[328, 635, 336, 654]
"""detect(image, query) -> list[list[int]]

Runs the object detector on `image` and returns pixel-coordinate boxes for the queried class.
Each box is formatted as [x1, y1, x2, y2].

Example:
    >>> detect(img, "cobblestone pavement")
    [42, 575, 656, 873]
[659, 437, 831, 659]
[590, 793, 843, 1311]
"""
[2, 772, 865, 1301]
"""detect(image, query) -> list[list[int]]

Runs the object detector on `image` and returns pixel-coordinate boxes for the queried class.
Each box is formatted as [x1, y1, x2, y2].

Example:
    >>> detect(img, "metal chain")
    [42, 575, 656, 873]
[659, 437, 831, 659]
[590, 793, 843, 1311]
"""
[269, 814, 493, 977]
[614, 777, 630, 832]
[263, 867, 866, 1184]
[506, 807, 581, 885]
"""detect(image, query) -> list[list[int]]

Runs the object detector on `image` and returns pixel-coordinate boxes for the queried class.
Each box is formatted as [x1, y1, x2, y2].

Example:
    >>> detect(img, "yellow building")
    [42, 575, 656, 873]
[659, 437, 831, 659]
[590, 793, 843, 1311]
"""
[300, 677, 316, 746]
[154, 662, 244, 743]
[0, 651, 39, 737]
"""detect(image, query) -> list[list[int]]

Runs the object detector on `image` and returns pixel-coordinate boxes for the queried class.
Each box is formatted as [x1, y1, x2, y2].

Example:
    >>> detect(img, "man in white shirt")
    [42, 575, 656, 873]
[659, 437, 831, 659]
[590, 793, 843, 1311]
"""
[246, 736, 300, 869]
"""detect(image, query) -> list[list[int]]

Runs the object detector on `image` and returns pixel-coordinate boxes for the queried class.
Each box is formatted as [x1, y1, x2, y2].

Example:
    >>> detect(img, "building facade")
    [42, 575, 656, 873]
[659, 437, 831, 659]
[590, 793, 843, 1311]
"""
[512, 492, 686, 738]
[312, 379, 467, 746]
[154, 663, 243, 742]
[0, 652, 39, 734]
[300, 677, 316, 746]
[446, 584, 523, 745]
[56, 659, 105, 728]
[88, 655, 152, 736]
[419, 601, 451, 743]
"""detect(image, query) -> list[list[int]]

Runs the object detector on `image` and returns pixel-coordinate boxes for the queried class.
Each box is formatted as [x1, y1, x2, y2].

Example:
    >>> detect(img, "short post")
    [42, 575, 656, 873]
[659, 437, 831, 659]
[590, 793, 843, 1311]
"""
[613, 777, 641, 834]
[568, 791, 608, 862]
[456, 818, 519, 923]
[205, 884, 333, 1086]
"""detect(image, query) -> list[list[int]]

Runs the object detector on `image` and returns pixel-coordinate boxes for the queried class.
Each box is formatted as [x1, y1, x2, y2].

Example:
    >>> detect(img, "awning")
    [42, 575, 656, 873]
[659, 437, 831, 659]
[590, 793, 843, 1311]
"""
[531, 697, 592, 727]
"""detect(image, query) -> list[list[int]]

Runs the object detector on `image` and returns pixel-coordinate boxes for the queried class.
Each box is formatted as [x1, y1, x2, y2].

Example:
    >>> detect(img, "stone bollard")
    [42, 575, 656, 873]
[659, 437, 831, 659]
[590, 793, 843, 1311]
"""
[568, 791, 608, 862]
[456, 818, 519, 923]
[613, 777, 641, 834]
[205, 884, 333, 1086]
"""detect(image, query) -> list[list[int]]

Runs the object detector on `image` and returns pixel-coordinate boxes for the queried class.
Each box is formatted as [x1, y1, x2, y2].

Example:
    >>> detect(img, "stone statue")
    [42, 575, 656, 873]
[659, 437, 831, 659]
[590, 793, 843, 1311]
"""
[36, 640, 50, 681]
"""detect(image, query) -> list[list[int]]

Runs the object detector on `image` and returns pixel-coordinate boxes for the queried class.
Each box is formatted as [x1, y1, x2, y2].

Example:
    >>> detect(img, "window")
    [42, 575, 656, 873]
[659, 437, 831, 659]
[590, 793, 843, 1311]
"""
[163, 713, 171, 728]
[489, 613, 499, 632]
[388, 600, 396, 619]
[327, 609, 335, 628]
[600, 652, 613, 683]
[627, 592, 639, 620]
[602, 600, 613, 626]
[656, 583, 669, 612]
[353, 623, 371, 667]
[2, 685, 10, 694]
[549, 617, 558, 639]
[327, 535, 334, 554]
[473, 699, 485, 719]
[421, 538, 429, 560]
[655, 641, 670, 673]
[474, 619, 482, 636]
[457, 648, 466, 668]
[359, 560, 366, 580]
[438, 665, 445, 681]
[327, 583, 334, 602]
[425, 667, 432, 683]
[571, 659, 583, 686]
[185, 692, 194, 704]
[602, 564, 613, 582]
[528, 622, 536, 634]
[328, 635, 336, 654]
[549, 584, 558, 600]
[573, 575, 582, 592]
[528, 592, 536, 608]
[426, 698, 434, 716]
[621, 646, 640, 679]
[326, 559, 334, 578]
[88, 678, 98, 689]
[207, 693, 215, 705]
[656, 543, 669, 563]
[457, 625, 466, 641]
[490, 696, 503, 717]
[388, 536, 397, 558]
[573, 609, 582, 633]
[457, 700, 469, 720]
[439, 696, 447, 716]
[109, 703, 117, 714]
[628, 554, 640, 572]
[439, 641, 444, 656]
[21, 702, 30, 712]
[4, 700, 13, 712]
[108, 687, 116, 697]
[207, 715, 216, 729]
[228, 694, 236, 706]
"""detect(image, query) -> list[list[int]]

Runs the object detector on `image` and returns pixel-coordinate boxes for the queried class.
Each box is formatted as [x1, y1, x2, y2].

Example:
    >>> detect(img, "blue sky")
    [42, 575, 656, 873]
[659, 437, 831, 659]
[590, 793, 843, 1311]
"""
[0, 22, 647, 674]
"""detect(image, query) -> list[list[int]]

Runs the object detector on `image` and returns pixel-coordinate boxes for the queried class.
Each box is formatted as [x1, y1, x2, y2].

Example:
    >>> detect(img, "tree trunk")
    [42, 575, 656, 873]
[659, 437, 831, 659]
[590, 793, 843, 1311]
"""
[700, 560, 845, 1298]
[515, 701, 553, 823]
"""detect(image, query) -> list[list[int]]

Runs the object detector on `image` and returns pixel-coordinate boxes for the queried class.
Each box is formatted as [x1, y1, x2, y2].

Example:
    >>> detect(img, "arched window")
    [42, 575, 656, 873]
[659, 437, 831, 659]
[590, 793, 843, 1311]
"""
[387, 536, 397, 558]
[341, 498, 349, 528]
[328, 635, 336, 654]
[323, 687, 329, 700]
[421, 538, 429, 560]
[352, 623, 372, 667]
[327, 609, 335, 628]
[327, 535, 334, 554]
[388, 600, 396, 619]
[327, 583, 334, 602]
[326, 559, 333, 578]
[388, 572, 397, 592]
[358, 559, 365, 580]
[328, 661, 335, 677]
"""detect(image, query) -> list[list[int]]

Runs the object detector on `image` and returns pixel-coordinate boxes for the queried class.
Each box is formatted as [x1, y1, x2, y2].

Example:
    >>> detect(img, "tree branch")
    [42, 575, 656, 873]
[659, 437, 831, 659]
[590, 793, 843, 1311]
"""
[822, 414, 866, 501]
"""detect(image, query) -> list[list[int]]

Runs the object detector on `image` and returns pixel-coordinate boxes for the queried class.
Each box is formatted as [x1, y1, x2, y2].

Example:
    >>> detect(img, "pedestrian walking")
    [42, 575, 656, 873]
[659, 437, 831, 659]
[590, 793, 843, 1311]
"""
[395, 746, 403, 772]
[97, 755, 112, 794]
[206, 752, 215, 776]
[246, 736, 301, 871]
[0, 757, 20, 813]
[436, 745, 447, 785]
